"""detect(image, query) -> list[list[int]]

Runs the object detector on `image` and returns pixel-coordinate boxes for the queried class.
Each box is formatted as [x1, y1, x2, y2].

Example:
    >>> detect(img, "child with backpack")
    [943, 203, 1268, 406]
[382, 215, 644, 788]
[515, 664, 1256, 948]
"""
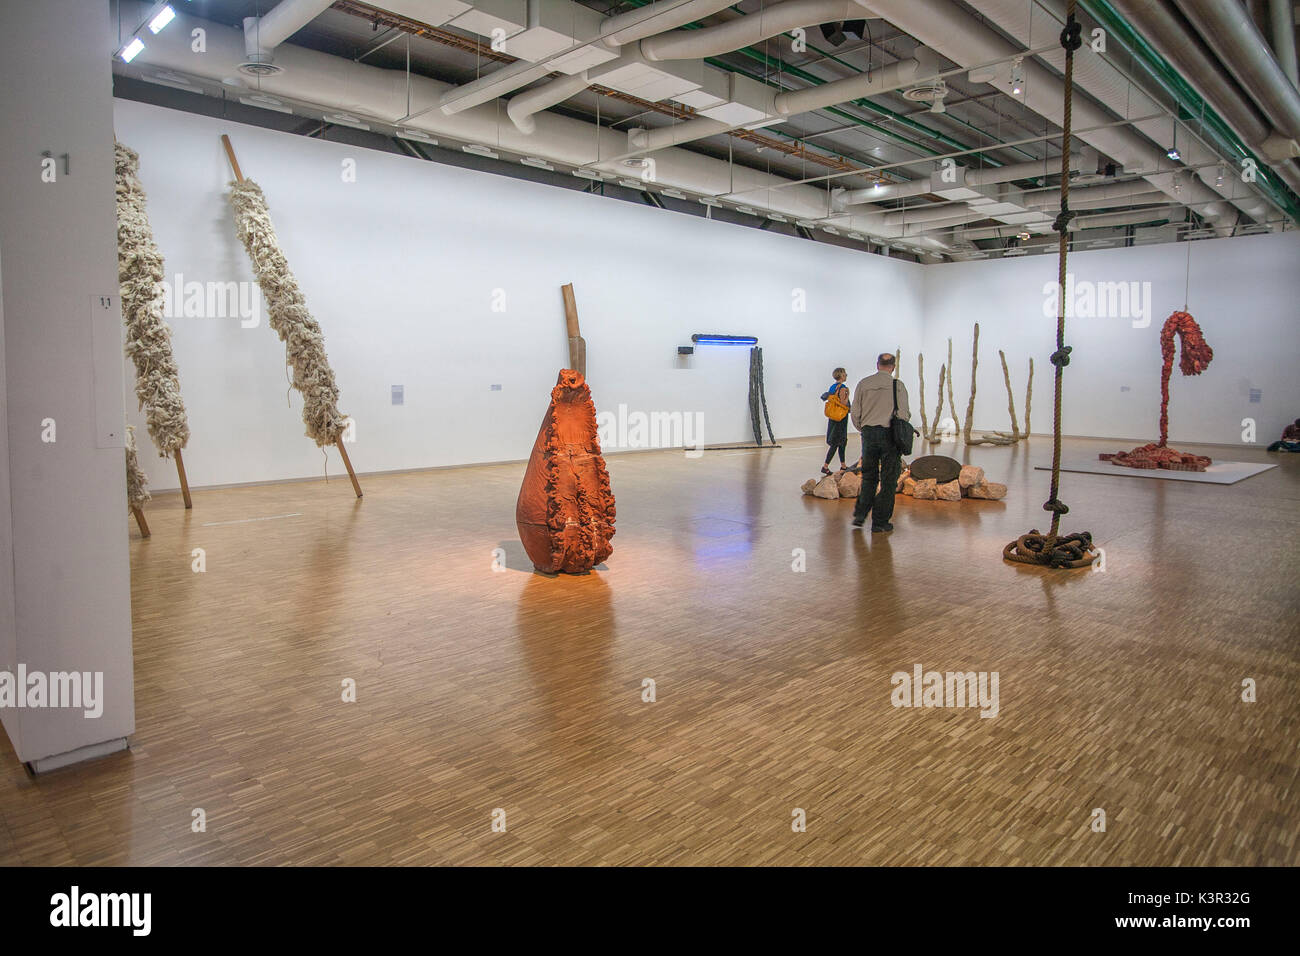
[820, 368, 851, 474]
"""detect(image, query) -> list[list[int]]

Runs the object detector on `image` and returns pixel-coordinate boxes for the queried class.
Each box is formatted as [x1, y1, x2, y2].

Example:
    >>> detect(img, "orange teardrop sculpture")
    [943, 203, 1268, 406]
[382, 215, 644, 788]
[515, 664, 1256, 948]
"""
[515, 370, 616, 573]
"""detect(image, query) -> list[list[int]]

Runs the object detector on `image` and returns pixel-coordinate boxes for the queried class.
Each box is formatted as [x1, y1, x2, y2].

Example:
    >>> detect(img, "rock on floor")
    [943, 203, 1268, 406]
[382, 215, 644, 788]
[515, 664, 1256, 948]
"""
[968, 480, 1008, 499]
[813, 474, 841, 499]
[836, 470, 862, 498]
[912, 478, 938, 500]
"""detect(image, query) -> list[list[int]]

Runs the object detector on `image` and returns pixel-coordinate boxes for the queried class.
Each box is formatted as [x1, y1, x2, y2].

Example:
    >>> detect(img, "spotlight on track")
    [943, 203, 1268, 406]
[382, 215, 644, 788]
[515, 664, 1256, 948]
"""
[148, 4, 176, 33]
[1010, 56, 1024, 96]
[119, 37, 146, 62]
[819, 20, 866, 45]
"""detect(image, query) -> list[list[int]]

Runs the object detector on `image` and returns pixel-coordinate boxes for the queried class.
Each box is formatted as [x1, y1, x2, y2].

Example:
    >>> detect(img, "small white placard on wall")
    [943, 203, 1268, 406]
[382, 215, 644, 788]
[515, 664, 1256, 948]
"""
[392, 384, 404, 406]
[90, 294, 125, 449]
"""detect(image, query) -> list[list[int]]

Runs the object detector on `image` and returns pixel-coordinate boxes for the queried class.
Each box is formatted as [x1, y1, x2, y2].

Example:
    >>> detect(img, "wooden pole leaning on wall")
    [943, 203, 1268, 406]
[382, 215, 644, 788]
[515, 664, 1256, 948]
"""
[174, 448, 192, 508]
[560, 282, 586, 376]
[221, 134, 362, 498]
[132, 507, 151, 538]
[337, 439, 363, 498]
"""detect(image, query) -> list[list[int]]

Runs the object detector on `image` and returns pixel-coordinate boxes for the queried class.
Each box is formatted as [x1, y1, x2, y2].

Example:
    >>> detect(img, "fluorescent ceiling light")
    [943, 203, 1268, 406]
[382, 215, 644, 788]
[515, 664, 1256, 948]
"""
[396, 128, 436, 144]
[661, 189, 686, 199]
[120, 37, 145, 62]
[239, 94, 292, 114]
[325, 113, 369, 130]
[463, 144, 499, 159]
[149, 5, 176, 33]
[520, 156, 554, 171]
[572, 168, 602, 180]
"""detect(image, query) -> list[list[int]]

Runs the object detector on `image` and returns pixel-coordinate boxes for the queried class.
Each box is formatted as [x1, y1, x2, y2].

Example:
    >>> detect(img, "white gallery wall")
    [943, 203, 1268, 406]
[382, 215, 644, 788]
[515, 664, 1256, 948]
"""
[114, 98, 1299, 493]
[113, 99, 927, 491]
[922, 230, 1300, 446]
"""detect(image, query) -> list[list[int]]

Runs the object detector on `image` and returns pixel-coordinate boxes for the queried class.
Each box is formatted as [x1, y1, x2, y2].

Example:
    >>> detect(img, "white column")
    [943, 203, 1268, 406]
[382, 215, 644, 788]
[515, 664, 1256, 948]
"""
[0, 0, 135, 770]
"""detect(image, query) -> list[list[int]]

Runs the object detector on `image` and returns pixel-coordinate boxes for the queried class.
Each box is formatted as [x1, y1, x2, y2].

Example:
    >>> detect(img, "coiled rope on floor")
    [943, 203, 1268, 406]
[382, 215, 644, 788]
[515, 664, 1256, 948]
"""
[1003, 0, 1099, 570]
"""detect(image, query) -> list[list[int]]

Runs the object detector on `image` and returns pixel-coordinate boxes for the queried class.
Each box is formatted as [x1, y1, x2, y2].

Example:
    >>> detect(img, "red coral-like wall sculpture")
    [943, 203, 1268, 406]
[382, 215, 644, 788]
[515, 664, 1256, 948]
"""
[516, 370, 616, 573]
[1103, 311, 1214, 471]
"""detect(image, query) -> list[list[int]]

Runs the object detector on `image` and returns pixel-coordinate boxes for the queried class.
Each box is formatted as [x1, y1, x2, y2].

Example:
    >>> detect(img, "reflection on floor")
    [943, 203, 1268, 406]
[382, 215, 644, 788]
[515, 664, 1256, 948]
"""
[1, 436, 1297, 865]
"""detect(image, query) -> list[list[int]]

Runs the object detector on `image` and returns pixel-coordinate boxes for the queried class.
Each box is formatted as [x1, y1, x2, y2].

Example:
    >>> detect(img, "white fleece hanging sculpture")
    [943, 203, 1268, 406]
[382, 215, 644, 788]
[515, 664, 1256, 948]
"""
[227, 179, 349, 446]
[125, 426, 151, 508]
[115, 142, 191, 457]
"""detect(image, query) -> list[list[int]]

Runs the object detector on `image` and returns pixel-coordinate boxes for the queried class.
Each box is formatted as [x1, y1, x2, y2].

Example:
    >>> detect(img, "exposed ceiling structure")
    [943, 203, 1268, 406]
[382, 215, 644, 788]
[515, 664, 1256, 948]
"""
[111, 0, 1300, 261]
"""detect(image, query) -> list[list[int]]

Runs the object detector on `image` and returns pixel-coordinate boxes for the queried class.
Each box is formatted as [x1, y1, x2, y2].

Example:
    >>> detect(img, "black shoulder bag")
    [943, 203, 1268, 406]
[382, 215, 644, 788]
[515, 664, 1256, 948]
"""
[891, 378, 915, 455]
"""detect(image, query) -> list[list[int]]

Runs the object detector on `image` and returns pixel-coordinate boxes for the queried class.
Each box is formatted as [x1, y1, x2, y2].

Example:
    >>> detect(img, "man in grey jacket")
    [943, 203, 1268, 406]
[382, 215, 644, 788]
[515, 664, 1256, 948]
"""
[850, 353, 910, 532]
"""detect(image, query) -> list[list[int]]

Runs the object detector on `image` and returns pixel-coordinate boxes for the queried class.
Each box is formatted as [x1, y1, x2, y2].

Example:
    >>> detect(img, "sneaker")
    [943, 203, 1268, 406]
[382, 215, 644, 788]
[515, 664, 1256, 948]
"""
[871, 522, 894, 533]
[851, 517, 865, 527]
[821, 465, 832, 475]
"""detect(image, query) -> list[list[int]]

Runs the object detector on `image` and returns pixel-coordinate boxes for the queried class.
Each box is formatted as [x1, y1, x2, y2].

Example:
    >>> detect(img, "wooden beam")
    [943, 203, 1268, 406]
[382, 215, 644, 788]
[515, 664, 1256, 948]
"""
[221, 133, 244, 182]
[337, 438, 363, 498]
[174, 448, 192, 509]
[560, 282, 586, 376]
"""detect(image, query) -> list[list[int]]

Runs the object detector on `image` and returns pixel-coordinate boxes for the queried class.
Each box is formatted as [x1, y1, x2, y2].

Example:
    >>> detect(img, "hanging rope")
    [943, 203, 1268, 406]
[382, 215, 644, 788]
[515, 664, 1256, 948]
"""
[1004, 0, 1098, 570]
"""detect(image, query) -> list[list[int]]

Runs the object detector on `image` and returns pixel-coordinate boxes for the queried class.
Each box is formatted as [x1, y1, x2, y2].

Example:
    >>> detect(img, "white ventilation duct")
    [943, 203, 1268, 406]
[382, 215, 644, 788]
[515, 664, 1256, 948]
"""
[835, 155, 1084, 208]
[639, 0, 872, 60]
[960, 0, 1273, 224]
[241, 0, 334, 75]
[954, 205, 1180, 240]
[124, 5, 955, 250]
[964, 156, 1084, 186]
[507, 72, 592, 135]
[856, 0, 1237, 227]
[1108, 0, 1300, 200]
[506, 0, 878, 135]
[626, 55, 927, 153]
[1024, 183, 1168, 211]
[1175, 0, 1300, 146]
[439, 0, 737, 116]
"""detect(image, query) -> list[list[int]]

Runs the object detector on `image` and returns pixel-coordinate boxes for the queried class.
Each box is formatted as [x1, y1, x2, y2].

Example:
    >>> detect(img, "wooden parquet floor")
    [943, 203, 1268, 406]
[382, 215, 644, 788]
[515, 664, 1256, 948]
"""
[1, 436, 1296, 865]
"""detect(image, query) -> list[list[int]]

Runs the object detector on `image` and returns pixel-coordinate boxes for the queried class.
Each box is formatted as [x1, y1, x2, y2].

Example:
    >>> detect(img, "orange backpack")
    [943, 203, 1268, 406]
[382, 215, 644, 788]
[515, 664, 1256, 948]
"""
[824, 385, 849, 421]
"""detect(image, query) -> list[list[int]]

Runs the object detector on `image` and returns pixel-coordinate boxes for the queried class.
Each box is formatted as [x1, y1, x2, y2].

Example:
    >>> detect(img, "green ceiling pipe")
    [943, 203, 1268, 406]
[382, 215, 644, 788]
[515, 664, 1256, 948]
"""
[1081, 0, 1300, 223]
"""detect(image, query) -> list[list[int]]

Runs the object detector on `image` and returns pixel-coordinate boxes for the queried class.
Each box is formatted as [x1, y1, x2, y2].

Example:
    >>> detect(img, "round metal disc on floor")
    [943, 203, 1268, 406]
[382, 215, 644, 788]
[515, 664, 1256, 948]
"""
[908, 455, 961, 483]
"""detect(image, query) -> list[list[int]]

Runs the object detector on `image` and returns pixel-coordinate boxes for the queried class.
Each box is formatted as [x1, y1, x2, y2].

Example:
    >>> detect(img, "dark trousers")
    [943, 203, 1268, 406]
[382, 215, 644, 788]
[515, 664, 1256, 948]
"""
[854, 426, 903, 526]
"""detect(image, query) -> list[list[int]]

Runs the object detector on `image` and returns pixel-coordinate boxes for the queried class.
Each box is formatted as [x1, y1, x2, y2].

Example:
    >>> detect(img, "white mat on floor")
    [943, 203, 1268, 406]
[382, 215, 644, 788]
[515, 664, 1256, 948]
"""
[1035, 458, 1276, 484]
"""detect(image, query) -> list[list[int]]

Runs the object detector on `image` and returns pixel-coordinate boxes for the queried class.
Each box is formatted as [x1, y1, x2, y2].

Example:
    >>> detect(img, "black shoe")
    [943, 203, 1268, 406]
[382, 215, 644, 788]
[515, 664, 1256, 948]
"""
[851, 517, 865, 527]
[871, 522, 894, 533]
